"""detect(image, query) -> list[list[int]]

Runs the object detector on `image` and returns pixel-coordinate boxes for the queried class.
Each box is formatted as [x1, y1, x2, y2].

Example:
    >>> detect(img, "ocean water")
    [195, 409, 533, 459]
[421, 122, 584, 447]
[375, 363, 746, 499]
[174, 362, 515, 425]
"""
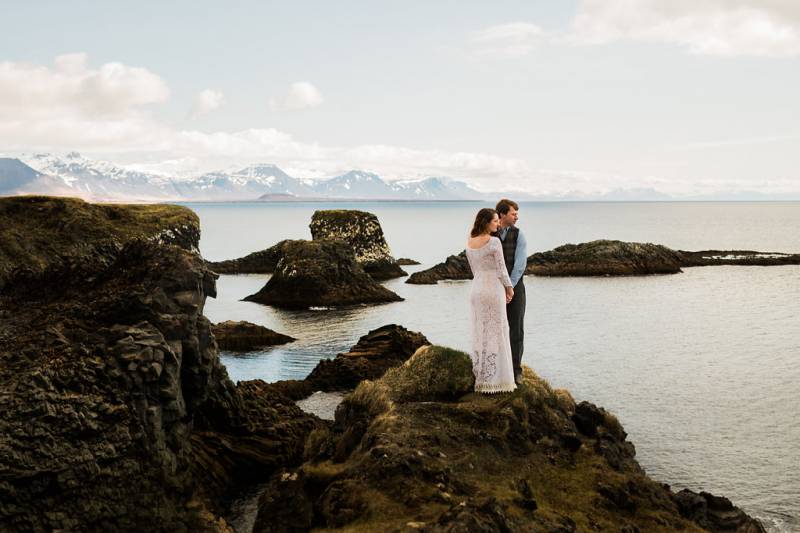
[183, 201, 800, 531]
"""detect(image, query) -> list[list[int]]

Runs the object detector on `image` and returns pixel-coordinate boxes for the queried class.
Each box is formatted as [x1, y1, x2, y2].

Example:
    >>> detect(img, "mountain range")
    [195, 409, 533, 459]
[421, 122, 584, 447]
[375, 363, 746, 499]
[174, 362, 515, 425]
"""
[2, 153, 795, 202]
[0, 153, 493, 202]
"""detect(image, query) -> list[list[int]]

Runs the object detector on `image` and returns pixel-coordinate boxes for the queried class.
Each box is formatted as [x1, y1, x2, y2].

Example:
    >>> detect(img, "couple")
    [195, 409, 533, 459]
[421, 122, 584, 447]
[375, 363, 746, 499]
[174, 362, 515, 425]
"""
[466, 199, 527, 393]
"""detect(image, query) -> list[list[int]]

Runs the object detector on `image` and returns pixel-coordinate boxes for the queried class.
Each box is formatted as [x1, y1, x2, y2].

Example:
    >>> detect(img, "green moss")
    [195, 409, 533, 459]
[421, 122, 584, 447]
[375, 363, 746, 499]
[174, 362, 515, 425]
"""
[340, 380, 394, 420]
[380, 345, 475, 402]
[0, 195, 198, 283]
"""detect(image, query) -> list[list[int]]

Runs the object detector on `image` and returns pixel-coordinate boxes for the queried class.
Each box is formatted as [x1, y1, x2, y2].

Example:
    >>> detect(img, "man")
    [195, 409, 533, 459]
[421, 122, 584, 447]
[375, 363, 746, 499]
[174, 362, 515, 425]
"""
[495, 198, 527, 385]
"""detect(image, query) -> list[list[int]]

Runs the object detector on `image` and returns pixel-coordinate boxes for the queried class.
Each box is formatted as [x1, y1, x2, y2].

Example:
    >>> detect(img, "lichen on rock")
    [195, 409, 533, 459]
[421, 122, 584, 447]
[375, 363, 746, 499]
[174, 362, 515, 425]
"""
[310, 209, 407, 280]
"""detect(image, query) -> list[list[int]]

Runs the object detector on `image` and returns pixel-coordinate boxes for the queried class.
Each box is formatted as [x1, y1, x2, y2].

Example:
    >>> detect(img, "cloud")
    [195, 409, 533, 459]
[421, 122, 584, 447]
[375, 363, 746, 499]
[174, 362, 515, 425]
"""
[572, 0, 800, 57]
[0, 55, 527, 184]
[0, 53, 172, 152]
[190, 88, 224, 118]
[471, 2, 800, 58]
[471, 23, 548, 58]
[269, 81, 324, 111]
[0, 53, 169, 121]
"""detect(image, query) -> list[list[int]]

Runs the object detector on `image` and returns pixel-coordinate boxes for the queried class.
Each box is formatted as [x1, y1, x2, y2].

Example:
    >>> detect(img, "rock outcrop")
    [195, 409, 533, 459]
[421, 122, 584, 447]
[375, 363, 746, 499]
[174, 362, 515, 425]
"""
[0, 195, 199, 290]
[527, 240, 685, 276]
[396, 257, 420, 265]
[0, 196, 324, 531]
[211, 320, 294, 351]
[205, 239, 292, 274]
[310, 209, 407, 280]
[304, 324, 430, 392]
[406, 251, 472, 284]
[243, 239, 403, 309]
[407, 240, 800, 284]
[677, 249, 800, 267]
[254, 346, 765, 533]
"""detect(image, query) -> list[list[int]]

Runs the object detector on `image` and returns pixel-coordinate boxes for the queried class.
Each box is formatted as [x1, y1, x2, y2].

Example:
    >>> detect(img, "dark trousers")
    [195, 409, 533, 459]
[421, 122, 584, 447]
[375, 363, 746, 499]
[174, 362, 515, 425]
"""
[507, 280, 526, 377]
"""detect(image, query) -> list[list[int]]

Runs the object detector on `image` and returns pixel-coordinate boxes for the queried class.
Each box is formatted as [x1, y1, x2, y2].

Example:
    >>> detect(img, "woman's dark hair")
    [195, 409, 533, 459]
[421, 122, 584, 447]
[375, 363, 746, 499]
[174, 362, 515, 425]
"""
[471, 208, 497, 237]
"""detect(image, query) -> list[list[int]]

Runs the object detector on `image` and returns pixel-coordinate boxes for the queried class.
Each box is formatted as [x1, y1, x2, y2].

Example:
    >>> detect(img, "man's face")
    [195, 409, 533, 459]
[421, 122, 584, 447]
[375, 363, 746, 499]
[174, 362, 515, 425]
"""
[499, 207, 518, 227]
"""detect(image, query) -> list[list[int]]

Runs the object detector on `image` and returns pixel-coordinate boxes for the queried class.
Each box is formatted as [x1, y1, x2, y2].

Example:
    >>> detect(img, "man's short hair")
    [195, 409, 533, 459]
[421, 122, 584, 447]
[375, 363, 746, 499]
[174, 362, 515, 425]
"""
[495, 199, 519, 216]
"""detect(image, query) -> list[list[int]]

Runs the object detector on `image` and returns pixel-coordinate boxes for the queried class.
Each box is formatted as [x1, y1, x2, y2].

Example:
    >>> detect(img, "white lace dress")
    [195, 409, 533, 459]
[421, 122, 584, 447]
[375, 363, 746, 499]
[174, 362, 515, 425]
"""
[465, 237, 517, 393]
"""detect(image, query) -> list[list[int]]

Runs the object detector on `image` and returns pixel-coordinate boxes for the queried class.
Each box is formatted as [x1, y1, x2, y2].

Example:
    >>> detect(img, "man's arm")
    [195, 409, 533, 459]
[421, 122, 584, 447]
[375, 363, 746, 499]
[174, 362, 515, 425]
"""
[510, 230, 527, 286]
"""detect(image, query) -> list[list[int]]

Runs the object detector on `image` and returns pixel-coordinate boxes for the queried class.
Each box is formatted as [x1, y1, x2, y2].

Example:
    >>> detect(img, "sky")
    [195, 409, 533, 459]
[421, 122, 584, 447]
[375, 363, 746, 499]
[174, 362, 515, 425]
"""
[1, 0, 799, 196]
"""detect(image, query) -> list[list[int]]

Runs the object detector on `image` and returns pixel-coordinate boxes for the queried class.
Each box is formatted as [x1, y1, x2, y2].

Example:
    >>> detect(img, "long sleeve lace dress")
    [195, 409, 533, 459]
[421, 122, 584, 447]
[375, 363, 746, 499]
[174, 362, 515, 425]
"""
[465, 237, 517, 393]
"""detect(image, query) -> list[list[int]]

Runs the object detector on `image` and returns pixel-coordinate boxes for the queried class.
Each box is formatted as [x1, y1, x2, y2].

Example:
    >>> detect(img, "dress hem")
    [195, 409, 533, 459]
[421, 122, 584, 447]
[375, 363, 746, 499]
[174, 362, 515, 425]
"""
[474, 382, 517, 394]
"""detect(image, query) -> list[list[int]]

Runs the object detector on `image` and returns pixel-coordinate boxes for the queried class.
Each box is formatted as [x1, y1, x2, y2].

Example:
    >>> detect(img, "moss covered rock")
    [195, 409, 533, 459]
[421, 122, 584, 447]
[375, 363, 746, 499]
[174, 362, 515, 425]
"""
[243, 239, 403, 309]
[304, 324, 430, 392]
[255, 344, 765, 533]
[0, 195, 199, 289]
[310, 209, 407, 280]
[381, 345, 475, 402]
[527, 240, 684, 276]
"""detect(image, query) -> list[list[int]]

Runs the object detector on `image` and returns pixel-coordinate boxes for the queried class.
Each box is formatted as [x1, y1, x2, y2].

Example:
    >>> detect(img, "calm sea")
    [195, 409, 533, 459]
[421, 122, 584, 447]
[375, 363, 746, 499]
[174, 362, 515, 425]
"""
[183, 201, 800, 532]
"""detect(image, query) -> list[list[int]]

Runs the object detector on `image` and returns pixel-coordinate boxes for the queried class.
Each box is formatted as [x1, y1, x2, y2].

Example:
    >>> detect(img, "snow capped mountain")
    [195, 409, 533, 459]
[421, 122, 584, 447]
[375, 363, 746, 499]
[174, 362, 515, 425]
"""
[313, 170, 395, 198]
[0, 152, 489, 202]
[0, 158, 42, 192]
[392, 176, 485, 200]
[177, 164, 315, 200]
[20, 152, 176, 200]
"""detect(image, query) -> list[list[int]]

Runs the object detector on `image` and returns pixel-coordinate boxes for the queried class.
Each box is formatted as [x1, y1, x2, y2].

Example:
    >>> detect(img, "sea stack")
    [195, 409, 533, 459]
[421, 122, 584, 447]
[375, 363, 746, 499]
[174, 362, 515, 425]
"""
[310, 209, 407, 280]
[243, 239, 403, 309]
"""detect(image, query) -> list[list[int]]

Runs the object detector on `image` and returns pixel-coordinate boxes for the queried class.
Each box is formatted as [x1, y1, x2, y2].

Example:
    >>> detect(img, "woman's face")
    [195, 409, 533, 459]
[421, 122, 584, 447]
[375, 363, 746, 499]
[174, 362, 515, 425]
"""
[488, 213, 499, 233]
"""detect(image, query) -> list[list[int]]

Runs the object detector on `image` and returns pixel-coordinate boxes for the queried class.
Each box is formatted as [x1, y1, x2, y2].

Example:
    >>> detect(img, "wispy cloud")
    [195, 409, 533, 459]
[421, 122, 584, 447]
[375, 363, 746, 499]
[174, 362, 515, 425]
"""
[572, 0, 800, 57]
[269, 81, 324, 111]
[471, 1, 800, 58]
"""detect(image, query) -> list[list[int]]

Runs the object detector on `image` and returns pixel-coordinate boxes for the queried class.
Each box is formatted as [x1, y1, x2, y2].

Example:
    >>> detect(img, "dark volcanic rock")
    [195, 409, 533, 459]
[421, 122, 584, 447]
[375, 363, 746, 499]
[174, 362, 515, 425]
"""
[243, 239, 403, 309]
[674, 489, 765, 532]
[205, 239, 292, 274]
[211, 320, 294, 351]
[310, 209, 407, 280]
[0, 195, 199, 290]
[527, 240, 684, 276]
[406, 251, 472, 284]
[396, 257, 421, 265]
[254, 348, 765, 533]
[678, 249, 800, 267]
[0, 197, 324, 531]
[304, 324, 430, 392]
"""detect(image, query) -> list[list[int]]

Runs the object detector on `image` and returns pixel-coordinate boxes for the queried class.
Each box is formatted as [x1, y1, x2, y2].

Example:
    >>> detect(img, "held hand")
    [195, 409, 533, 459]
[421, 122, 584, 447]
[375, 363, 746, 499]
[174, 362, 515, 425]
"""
[505, 286, 514, 304]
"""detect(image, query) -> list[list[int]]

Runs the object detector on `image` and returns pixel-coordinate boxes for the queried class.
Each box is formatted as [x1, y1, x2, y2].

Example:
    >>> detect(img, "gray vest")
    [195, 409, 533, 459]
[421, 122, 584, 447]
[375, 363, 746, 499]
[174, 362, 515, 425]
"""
[500, 227, 519, 276]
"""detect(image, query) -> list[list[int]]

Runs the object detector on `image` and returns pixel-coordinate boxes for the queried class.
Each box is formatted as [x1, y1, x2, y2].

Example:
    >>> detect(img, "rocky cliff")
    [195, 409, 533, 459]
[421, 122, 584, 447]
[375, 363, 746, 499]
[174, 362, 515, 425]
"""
[0, 195, 199, 290]
[254, 346, 765, 532]
[0, 196, 323, 531]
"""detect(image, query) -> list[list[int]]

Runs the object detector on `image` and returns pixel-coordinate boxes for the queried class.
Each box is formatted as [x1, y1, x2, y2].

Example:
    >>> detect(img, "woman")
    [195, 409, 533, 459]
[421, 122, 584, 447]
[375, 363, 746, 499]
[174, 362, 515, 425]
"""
[465, 208, 516, 393]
